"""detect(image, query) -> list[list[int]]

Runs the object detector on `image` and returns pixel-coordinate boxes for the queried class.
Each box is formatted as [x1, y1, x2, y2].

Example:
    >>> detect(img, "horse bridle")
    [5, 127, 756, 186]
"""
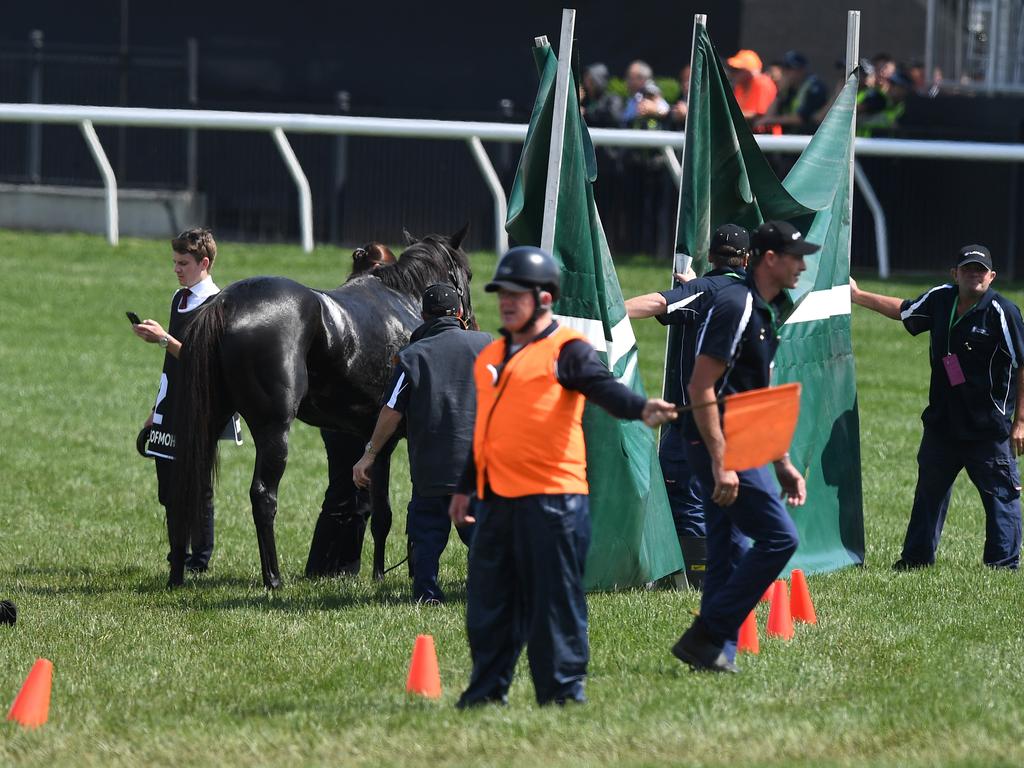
[441, 245, 475, 329]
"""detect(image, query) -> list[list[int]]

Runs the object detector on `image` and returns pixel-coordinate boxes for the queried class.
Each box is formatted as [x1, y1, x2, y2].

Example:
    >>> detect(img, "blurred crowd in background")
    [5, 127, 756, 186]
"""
[580, 50, 940, 257]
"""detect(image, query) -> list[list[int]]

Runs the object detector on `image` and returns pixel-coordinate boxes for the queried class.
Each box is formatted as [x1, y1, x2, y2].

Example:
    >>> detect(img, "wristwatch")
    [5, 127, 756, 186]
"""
[159, 335, 170, 349]
[364, 441, 378, 456]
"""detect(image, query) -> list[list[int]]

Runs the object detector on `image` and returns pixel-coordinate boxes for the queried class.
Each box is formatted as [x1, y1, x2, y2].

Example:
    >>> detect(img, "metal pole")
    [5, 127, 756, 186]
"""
[466, 136, 508, 256]
[662, 144, 682, 188]
[329, 89, 350, 244]
[540, 8, 576, 254]
[79, 120, 118, 246]
[669, 13, 706, 277]
[845, 12, 863, 278]
[27, 29, 43, 184]
[186, 37, 198, 193]
[660, 13, 705, 416]
[925, 0, 937, 85]
[986, 0, 1000, 93]
[271, 127, 313, 253]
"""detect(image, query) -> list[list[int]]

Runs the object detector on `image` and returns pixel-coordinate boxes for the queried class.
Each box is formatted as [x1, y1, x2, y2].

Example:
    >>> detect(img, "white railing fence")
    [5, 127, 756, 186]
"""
[2, 102, 1024, 277]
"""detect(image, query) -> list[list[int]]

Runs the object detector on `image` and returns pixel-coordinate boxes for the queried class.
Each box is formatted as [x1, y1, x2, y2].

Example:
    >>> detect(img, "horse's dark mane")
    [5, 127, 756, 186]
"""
[371, 234, 472, 298]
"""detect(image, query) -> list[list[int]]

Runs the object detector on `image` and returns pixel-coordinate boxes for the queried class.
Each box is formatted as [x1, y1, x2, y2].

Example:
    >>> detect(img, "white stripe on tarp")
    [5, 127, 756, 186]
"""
[785, 284, 852, 325]
[554, 313, 636, 372]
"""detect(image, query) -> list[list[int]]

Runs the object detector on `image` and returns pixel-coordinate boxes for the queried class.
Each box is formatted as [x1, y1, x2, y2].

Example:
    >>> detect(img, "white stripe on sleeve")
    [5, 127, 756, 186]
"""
[386, 372, 407, 409]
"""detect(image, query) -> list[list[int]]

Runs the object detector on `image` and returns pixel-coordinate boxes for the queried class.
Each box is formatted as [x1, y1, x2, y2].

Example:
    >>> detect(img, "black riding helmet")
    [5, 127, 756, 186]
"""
[485, 246, 561, 300]
[485, 246, 561, 333]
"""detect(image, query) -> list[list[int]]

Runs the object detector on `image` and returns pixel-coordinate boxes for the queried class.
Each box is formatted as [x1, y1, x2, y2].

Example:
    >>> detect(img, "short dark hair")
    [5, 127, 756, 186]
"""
[171, 228, 217, 269]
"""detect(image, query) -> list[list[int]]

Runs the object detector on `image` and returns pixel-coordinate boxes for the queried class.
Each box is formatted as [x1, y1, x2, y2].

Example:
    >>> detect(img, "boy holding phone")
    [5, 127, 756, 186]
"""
[131, 228, 222, 574]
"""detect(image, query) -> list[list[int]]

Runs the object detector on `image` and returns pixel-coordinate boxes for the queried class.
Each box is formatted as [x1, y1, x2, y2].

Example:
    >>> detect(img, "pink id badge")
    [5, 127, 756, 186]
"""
[942, 353, 966, 386]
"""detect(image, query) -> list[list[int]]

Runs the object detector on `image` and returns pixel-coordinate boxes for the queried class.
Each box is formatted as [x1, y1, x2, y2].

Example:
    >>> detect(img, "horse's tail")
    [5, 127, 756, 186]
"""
[174, 298, 229, 536]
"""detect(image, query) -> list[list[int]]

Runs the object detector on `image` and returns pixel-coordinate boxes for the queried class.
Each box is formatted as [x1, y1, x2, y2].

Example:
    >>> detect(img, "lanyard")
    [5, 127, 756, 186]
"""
[947, 298, 978, 355]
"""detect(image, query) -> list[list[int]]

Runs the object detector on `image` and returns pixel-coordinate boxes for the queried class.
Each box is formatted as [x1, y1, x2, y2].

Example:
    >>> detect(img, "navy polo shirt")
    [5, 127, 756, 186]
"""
[683, 276, 787, 440]
[658, 267, 746, 405]
[900, 284, 1024, 441]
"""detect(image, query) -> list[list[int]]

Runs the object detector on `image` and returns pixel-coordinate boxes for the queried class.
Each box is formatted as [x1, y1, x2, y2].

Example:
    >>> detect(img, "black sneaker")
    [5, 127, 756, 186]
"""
[671, 619, 738, 673]
[892, 558, 929, 571]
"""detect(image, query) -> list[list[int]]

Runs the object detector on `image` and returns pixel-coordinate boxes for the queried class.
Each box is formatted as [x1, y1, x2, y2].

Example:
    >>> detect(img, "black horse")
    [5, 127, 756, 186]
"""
[172, 228, 474, 589]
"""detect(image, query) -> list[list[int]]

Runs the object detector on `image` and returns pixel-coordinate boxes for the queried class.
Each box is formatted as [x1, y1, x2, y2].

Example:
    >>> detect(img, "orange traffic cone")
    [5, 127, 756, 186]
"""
[760, 584, 773, 603]
[790, 569, 818, 625]
[406, 635, 441, 699]
[7, 658, 53, 729]
[766, 580, 794, 640]
[737, 610, 759, 654]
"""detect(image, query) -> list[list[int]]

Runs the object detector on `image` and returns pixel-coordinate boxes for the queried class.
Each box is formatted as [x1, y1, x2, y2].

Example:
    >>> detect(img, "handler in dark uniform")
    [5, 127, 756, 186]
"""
[353, 283, 490, 603]
[306, 242, 396, 578]
[851, 245, 1024, 569]
[132, 228, 226, 572]
[625, 224, 751, 588]
[672, 221, 812, 673]
[449, 246, 678, 706]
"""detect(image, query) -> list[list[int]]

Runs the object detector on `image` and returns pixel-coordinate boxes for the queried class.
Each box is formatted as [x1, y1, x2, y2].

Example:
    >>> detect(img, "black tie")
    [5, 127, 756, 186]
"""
[178, 288, 192, 310]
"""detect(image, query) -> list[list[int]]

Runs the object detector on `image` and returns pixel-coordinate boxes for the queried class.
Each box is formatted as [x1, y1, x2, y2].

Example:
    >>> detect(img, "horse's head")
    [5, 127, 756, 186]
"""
[381, 225, 476, 330]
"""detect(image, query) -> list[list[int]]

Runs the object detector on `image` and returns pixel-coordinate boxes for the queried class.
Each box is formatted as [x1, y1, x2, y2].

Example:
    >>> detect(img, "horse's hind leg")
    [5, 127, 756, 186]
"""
[250, 422, 290, 589]
[369, 440, 396, 581]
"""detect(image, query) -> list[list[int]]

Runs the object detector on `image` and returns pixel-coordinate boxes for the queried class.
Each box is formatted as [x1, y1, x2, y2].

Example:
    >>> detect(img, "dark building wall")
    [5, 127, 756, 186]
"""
[2, 1, 739, 117]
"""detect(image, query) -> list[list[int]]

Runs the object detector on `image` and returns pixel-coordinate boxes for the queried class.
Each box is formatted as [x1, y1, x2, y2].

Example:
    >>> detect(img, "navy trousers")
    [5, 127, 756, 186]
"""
[406, 491, 474, 602]
[305, 429, 371, 577]
[459, 493, 591, 707]
[156, 457, 214, 570]
[902, 427, 1022, 569]
[686, 441, 799, 646]
[659, 423, 706, 538]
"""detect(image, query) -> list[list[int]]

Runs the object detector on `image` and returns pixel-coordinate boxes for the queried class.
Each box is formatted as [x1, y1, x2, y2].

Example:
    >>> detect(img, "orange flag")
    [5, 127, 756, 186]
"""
[722, 383, 801, 471]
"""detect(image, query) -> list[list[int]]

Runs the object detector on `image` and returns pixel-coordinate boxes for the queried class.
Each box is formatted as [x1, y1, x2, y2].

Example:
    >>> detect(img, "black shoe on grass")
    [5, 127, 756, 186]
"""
[892, 558, 929, 571]
[671, 618, 738, 673]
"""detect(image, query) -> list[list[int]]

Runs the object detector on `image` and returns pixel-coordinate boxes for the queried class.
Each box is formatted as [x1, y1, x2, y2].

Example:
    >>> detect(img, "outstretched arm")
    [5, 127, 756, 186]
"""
[625, 292, 668, 319]
[849, 277, 904, 320]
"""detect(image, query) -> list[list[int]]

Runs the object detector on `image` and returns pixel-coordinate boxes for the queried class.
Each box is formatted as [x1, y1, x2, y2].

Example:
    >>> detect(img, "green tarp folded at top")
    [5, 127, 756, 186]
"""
[671, 22, 865, 573]
[506, 41, 683, 590]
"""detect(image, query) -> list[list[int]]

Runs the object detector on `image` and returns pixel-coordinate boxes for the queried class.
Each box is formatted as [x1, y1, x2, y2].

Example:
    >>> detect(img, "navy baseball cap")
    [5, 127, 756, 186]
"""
[421, 283, 460, 317]
[956, 245, 993, 271]
[752, 220, 820, 256]
[710, 224, 750, 257]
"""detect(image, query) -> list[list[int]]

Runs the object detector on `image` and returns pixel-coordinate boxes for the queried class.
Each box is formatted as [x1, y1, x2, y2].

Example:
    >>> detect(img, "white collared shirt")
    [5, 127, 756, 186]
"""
[178, 276, 219, 312]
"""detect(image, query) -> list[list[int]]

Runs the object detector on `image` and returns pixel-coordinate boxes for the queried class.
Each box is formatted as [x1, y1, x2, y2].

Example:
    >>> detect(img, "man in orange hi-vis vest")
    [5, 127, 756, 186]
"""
[449, 246, 677, 707]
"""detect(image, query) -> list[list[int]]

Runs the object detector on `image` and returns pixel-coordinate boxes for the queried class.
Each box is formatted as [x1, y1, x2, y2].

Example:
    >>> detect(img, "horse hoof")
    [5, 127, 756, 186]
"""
[264, 576, 283, 590]
[373, 568, 385, 582]
[167, 575, 184, 589]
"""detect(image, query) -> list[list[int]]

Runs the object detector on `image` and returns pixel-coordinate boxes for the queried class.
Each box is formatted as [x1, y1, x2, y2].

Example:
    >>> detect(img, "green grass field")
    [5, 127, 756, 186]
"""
[1, 230, 1022, 767]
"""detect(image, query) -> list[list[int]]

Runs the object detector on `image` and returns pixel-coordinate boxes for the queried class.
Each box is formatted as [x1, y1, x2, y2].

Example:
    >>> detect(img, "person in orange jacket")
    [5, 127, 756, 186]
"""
[450, 246, 677, 707]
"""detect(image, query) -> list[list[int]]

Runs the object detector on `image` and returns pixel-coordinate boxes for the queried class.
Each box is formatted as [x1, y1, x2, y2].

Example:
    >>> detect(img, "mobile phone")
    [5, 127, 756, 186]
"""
[126, 311, 142, 325]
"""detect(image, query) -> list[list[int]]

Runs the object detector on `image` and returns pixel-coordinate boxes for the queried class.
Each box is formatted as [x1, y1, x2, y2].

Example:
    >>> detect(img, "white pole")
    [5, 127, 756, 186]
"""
[669, 13, 706, 280]
[79, 119, 118, 246]
[466, 136, 509, 256]
[845, 12, 863, 278]
[540, 8, 576, 254]
[659, 13, 705, 416]
[271, 127, 313, 253]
